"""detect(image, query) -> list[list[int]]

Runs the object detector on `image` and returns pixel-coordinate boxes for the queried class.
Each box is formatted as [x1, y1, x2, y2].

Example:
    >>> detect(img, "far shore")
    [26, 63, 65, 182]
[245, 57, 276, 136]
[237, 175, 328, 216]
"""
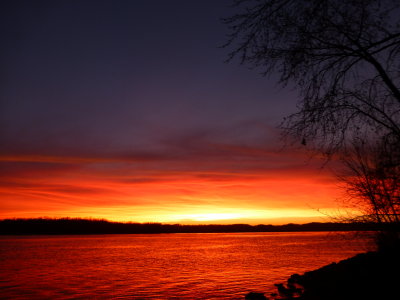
[0, 217, 390, 235]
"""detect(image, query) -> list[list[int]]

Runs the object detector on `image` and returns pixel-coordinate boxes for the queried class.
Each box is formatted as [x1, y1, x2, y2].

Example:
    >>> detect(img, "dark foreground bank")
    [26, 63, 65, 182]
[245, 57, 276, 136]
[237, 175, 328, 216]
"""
[246, 237, 400, 300]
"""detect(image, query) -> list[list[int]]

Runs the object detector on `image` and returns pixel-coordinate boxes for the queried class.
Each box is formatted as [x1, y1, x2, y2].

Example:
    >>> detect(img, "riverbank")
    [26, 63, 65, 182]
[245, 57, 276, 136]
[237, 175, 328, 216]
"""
[0, 218, 388, 234]
[268, 238, 400, 300]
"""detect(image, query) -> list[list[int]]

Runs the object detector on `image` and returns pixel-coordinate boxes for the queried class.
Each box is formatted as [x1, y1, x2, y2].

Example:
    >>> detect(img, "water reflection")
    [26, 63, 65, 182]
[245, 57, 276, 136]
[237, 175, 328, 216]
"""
[0, 232, 374, 299]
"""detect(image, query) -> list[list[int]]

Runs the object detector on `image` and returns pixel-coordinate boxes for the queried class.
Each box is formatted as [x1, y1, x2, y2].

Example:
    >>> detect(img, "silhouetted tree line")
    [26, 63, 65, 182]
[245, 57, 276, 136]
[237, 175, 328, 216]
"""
[0, 218, 392, 235]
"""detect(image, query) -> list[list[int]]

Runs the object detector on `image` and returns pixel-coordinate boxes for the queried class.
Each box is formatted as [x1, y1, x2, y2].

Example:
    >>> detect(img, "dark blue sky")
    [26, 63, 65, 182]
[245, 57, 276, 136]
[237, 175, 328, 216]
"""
[1, 0, 297, 157]
[1, 1, 338, 224]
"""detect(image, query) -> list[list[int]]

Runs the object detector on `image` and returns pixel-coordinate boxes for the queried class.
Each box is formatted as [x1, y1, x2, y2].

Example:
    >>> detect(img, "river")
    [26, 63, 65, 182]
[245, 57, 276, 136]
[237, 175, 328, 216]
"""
[0, 232, 375, 299]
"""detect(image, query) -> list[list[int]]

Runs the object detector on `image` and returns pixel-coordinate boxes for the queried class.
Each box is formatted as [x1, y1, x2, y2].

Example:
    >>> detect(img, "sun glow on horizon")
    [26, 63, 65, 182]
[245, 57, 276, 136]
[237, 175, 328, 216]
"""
[152, 207, 335, 224]
[59, 205, 338, 225]
[175, 212, 246, 222]
[0, 152, 346, 225]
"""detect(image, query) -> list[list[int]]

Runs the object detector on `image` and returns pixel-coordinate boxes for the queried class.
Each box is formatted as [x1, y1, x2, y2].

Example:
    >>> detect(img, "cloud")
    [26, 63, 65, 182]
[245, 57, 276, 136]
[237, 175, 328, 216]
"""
[0, 121, 342, 223]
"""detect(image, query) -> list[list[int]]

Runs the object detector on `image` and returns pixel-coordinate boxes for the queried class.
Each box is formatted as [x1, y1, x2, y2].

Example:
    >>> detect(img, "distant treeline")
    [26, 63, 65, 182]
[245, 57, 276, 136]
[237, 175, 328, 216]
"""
[0, 218, 390, 235]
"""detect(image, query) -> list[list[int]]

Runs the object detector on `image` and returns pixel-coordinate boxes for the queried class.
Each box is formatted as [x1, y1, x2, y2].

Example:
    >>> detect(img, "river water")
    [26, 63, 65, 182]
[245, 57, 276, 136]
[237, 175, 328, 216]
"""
[0, 232, 374, 299]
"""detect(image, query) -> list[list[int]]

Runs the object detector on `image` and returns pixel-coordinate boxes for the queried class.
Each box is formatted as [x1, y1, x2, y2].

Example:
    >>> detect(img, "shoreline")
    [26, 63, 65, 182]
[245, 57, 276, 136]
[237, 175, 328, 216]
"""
[251, 238, 400, 300]
[0, 218, 388, 235]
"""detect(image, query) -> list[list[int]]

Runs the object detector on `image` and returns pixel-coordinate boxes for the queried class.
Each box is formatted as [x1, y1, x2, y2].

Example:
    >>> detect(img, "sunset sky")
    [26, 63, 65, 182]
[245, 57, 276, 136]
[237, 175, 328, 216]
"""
[1, 0, 345, 224]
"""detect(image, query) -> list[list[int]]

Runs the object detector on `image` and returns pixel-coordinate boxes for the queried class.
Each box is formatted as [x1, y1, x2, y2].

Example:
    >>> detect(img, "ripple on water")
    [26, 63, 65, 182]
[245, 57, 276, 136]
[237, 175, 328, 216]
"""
[0, 232, 375, 299]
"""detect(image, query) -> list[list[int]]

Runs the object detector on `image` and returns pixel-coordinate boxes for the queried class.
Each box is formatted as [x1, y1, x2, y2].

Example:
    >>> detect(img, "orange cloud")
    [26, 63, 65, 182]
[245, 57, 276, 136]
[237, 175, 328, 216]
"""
[0, 141, 346, 224]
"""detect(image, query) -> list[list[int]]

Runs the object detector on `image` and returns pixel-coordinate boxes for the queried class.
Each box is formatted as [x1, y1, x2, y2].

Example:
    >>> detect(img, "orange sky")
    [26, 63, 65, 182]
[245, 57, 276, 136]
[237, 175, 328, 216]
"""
[0, 146, 346, 224]
[1, 1, 354, 225]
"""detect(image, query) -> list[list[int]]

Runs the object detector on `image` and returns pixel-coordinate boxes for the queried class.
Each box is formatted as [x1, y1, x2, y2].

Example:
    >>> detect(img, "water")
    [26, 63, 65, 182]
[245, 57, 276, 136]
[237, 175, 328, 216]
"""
[0, 232, 374, 299]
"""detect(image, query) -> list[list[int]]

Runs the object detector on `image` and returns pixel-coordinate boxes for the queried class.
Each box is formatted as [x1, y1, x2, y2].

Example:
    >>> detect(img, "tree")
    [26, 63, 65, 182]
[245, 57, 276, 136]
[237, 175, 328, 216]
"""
[224, 0, 400, 230]
[339, 138, 400, 225]
[224, 0, 400, 155]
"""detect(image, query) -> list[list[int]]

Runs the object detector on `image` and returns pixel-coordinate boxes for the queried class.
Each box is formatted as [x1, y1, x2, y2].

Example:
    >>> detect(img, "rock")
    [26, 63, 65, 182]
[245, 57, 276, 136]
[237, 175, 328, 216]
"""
[274, 282, 303, 299]
[245, 291, 268, 300]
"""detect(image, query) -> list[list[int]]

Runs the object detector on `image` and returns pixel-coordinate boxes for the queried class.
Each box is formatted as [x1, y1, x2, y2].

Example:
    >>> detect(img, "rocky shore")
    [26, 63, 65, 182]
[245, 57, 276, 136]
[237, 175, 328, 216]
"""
[246, 239, 400, 300]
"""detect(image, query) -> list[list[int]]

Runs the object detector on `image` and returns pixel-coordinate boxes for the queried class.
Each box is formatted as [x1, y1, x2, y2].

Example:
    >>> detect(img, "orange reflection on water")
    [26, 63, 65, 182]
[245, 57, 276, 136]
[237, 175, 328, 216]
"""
[0, 232, 375, 299]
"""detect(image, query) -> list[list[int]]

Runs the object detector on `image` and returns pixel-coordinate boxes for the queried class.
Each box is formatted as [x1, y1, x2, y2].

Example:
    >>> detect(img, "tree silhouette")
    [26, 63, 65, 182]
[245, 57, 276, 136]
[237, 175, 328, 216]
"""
[224, 0, 400, 155]
[224, 0, 400, 230]
[339, 138, 400, 224]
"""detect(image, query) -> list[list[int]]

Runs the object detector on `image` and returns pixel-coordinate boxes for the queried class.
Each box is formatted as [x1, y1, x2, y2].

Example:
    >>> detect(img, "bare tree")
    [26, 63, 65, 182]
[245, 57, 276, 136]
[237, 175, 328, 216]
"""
[224, 0, 400, 232]
[339, 138, 400, 225]
[224, 0, 400, 155]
